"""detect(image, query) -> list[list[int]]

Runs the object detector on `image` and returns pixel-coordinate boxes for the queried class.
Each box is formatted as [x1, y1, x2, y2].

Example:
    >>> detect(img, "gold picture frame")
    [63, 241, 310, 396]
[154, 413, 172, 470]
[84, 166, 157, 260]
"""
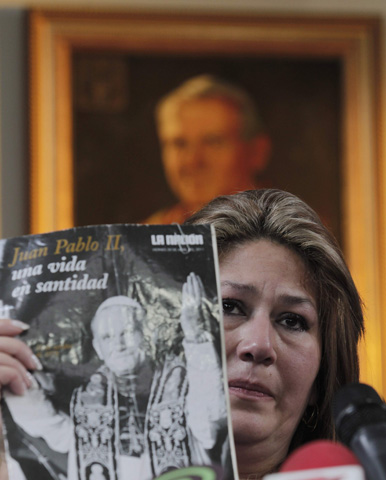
[29, 10, 385, 396]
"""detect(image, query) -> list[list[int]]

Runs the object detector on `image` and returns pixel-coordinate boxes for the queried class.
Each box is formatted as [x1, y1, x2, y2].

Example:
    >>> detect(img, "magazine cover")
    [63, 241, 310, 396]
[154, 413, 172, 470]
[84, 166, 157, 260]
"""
[0, 224, 237, 480]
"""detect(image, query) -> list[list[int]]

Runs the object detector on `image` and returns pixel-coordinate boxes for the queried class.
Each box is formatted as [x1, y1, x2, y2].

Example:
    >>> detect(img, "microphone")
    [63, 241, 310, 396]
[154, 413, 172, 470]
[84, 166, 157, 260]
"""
[263, 439, 365, 479]
[333, 382, 386, 480]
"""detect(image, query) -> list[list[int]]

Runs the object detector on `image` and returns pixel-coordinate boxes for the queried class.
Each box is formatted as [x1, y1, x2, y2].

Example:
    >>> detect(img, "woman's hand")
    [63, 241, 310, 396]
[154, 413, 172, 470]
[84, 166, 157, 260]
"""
[0, 319, 42, 395]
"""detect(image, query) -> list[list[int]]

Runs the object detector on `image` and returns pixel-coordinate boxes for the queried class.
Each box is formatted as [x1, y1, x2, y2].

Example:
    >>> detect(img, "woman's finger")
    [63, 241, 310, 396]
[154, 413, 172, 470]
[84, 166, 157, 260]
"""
[0, 318, 29, 336]
[0, 352, 35, 390]
[0, 365, 31, 396]
[0, 337, 41, 371]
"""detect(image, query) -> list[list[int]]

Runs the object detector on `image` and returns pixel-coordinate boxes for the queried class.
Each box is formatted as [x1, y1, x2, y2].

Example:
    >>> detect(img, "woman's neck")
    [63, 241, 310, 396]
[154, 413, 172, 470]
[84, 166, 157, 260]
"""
[235, 439, 288, 480]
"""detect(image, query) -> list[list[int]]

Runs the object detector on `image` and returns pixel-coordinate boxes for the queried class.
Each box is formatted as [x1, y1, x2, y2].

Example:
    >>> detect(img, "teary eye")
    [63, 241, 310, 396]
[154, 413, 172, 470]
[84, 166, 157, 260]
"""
[222, 298, 245, 316]
[278, 313, 309, 332]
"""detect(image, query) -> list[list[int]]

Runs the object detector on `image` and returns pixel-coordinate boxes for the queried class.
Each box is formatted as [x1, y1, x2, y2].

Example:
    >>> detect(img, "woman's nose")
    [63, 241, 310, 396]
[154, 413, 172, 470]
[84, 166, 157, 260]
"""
[236, 315, 277, 366]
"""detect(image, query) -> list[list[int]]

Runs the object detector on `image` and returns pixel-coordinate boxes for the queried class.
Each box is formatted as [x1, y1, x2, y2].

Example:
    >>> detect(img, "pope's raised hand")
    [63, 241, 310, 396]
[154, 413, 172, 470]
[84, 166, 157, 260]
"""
[180, 272, 208, 342]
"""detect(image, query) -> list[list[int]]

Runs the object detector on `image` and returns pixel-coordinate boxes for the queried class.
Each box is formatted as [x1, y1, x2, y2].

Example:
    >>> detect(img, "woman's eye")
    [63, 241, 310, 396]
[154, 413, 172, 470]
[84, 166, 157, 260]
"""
[279, 313, 309, 332]
[222, 299, 245, 316]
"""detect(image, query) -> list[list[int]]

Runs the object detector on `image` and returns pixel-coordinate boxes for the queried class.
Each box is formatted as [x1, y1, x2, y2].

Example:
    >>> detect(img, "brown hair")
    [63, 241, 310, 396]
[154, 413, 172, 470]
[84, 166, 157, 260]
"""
[185, 188, 364, 450]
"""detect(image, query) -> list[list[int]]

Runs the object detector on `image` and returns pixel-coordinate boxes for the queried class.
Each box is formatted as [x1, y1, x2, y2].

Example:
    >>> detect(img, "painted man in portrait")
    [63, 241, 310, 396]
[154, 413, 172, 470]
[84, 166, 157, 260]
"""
[146, 75, 271, 224]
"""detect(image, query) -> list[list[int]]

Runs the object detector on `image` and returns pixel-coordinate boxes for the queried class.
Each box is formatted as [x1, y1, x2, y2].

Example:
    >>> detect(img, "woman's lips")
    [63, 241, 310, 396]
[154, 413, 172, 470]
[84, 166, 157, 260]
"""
[228, 381, 274, 400]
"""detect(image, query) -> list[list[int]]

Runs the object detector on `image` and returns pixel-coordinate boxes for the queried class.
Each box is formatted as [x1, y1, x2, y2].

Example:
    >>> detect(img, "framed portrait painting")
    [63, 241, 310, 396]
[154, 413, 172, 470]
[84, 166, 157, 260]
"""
[28, 10, 385, 395]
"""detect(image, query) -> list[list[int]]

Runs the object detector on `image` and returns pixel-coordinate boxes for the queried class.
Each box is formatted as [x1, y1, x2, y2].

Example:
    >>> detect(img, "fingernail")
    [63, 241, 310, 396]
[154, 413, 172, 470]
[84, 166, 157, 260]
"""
[31, 353, 43, 371]
[10, 320, 30, 330]
[25, 371, 39, 389]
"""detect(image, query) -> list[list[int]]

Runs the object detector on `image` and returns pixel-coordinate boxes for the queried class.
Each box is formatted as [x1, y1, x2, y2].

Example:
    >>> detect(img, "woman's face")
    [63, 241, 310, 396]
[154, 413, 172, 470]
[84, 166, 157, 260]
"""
[221, 239, 321, 453]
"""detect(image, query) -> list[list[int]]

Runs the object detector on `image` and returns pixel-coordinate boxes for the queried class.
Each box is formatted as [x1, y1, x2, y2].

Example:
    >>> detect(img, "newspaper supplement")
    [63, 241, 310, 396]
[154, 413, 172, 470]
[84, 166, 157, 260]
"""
[0, 224, 237, 480]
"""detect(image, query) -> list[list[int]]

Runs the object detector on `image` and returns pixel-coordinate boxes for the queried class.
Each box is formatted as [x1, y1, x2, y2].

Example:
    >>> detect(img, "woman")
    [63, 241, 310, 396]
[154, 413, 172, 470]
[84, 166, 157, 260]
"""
[184, 188, 364, 478]
[0, 189, 364, 479]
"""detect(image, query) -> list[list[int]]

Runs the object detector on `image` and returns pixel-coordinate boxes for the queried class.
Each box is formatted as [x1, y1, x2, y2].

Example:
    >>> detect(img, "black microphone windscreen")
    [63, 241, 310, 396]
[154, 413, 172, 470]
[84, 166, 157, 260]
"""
[332, 383, 386, 445]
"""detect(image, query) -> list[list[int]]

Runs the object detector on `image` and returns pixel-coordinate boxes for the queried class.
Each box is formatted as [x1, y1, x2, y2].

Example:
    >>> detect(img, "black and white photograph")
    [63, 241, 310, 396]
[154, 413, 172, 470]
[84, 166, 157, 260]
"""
[0, 224, 236, 480]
